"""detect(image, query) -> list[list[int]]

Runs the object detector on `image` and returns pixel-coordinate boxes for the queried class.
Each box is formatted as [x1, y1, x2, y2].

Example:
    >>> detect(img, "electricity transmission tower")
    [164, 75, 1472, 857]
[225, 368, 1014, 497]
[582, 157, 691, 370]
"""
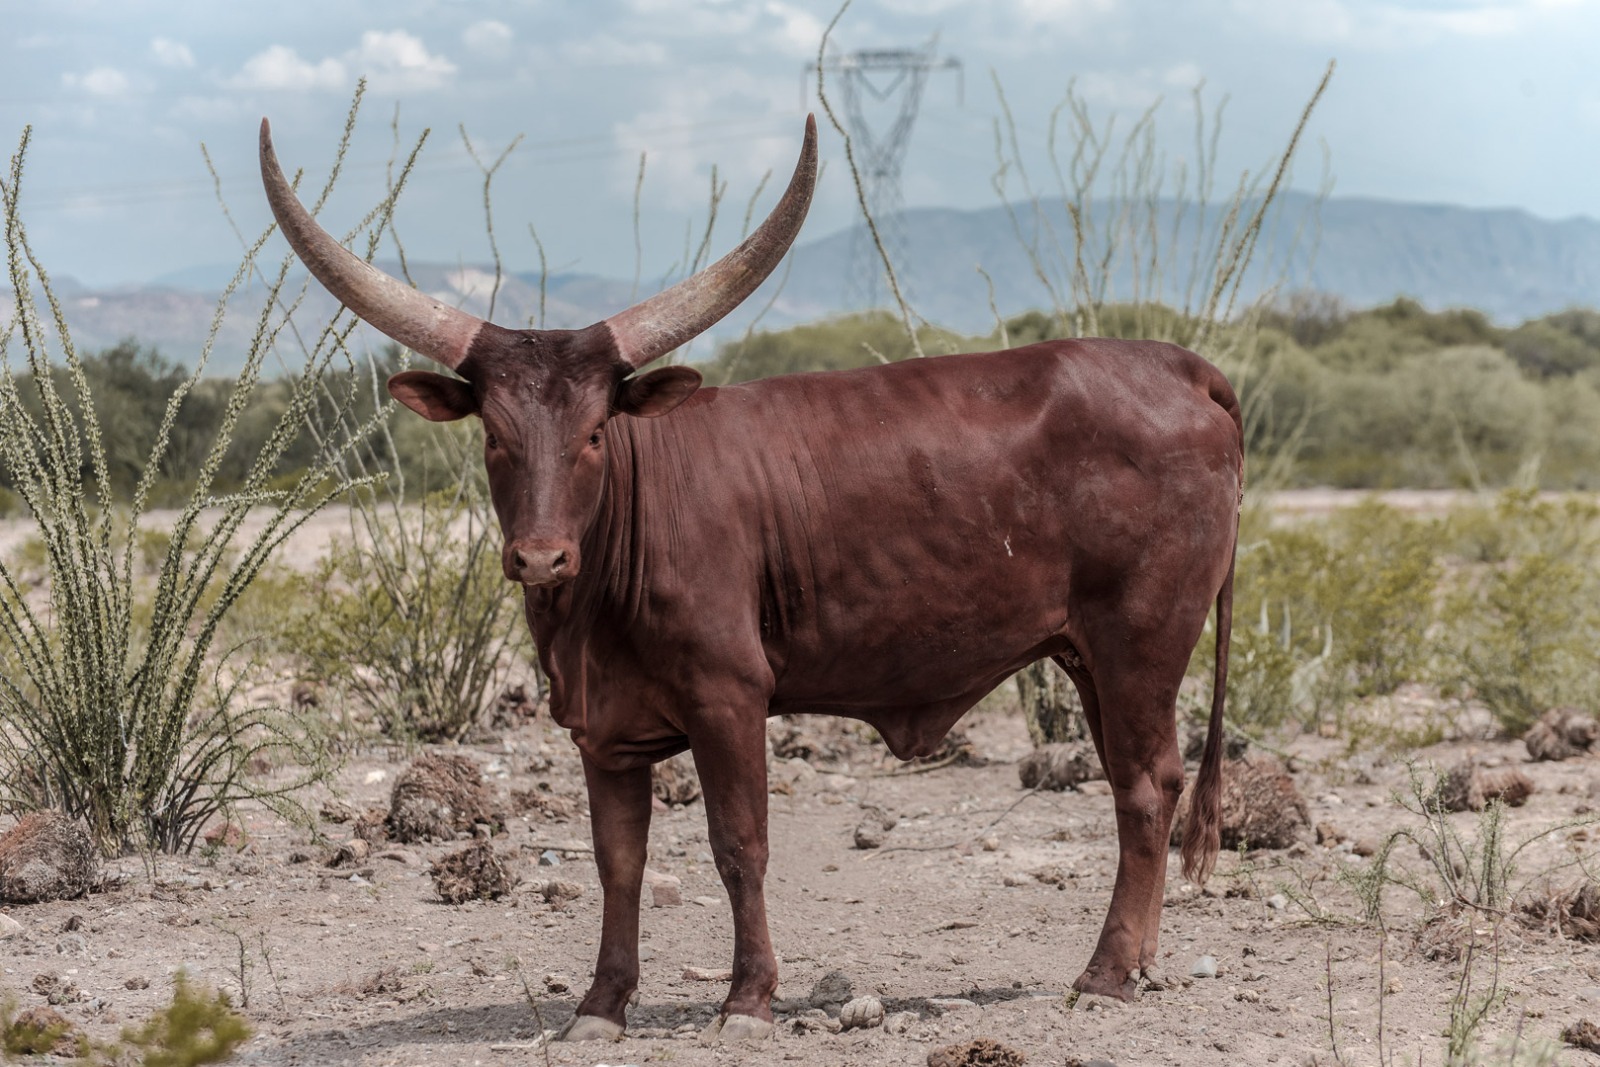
[809, 38, 961, 308]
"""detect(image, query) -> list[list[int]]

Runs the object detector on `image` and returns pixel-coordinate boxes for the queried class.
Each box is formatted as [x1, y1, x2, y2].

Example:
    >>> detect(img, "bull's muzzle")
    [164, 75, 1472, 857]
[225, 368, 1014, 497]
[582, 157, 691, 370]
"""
[505, 539, 580, 587]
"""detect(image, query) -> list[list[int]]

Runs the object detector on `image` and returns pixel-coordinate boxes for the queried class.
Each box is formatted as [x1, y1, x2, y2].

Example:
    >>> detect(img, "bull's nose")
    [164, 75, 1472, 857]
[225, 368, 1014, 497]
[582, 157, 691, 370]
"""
[505, 539, 579, 586]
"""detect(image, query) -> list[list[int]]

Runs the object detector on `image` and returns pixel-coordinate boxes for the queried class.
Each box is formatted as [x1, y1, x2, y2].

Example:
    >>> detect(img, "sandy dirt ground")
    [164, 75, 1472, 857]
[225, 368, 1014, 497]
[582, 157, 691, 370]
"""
[2, 694, 1599, 1067]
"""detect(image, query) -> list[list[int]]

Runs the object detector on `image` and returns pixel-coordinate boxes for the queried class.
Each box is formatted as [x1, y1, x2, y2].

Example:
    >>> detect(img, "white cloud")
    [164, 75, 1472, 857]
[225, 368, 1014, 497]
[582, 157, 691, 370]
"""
[1233, 0, 1578, 45]
[350, 30, 457, 92]
[226, 31, 455, 94]
[150, 37, 195, 70]
[61, 66, 130, 97]
[463, 19, 514, 57]
[228, 45, 346, 91]
[763, 1, 828, 55]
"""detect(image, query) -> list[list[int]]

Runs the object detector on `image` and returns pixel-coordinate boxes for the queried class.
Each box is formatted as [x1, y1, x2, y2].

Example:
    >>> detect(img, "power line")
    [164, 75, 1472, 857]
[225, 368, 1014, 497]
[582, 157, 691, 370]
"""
[808, 36, 961, 308]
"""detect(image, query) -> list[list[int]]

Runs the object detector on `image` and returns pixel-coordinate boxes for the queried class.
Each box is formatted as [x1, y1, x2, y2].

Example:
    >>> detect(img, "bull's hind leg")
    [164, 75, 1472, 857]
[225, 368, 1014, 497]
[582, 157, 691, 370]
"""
[1068, 644, 1188, 1001]
[559, 756, 652, 1040]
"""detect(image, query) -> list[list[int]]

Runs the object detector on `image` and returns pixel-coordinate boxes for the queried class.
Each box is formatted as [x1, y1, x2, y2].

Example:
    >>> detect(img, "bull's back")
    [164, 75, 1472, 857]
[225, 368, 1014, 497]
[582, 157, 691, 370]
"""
[640, 340, 1241, 730]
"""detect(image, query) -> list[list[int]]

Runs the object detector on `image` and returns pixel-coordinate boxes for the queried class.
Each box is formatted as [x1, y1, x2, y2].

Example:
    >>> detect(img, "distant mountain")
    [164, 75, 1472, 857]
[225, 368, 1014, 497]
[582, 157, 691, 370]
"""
[9, 191, 1600, 374]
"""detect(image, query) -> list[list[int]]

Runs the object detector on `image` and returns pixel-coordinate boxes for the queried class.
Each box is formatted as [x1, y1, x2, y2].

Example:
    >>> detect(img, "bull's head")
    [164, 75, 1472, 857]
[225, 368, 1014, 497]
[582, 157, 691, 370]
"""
[260, 117, 816, 587]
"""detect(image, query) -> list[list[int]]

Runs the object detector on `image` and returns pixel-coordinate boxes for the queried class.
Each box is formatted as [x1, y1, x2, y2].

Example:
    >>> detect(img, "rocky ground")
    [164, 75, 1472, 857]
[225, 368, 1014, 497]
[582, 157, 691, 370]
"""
[2, 691, 1599, 1067]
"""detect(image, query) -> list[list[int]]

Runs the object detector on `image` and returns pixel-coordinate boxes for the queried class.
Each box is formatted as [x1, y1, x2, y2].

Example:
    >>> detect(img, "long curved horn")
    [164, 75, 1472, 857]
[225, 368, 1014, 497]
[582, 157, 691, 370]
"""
[604, 115, 818, 369]
[259, 119, 486, 370]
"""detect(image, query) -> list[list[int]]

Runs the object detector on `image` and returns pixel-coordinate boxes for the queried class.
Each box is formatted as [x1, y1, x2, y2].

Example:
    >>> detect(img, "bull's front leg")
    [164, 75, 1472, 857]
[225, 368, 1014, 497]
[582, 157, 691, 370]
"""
[690, 711, 778, 1044]
[557, 756, 652, 1041]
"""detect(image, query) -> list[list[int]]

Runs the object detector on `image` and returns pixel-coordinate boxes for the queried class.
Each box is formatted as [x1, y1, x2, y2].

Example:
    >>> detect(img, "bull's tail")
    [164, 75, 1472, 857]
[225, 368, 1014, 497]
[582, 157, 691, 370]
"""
[1180, 527, 1236, 886]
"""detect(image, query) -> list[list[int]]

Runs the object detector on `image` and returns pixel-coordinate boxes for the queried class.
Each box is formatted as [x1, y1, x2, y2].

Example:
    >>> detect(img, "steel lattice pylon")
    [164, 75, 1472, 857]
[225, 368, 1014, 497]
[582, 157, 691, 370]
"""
[810, 39, 961, 308]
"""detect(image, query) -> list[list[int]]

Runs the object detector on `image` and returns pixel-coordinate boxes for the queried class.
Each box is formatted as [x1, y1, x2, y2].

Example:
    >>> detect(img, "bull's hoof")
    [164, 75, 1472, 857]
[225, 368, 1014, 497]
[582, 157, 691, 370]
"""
[1072, 964, 1140, 1002]
[555, 1014, 624, 1042]
[699, 1013, 775, 1045]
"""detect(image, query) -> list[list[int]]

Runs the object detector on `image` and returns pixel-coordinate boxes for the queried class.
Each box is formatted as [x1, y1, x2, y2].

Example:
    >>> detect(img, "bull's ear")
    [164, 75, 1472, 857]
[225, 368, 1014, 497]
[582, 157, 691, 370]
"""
[614, 365, 702, 418]
[388, 370, 477, 422]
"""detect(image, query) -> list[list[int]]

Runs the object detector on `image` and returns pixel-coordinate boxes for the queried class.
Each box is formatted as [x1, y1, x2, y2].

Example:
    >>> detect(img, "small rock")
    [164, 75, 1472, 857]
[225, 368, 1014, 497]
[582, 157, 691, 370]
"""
[538, 879, 584, 907]
[1266, 893, 1288, 912]
[1563, 1018, 1600, 1053]
[853, 819, 887, 850]
[1352, 838, 1378, 858]
[810, 969, 854, 1009]
[883, 1010, 918, 1035]
[692, 895, 720, 908]
[1385, 977, 1402, 995]
[1076, 780, 1113, 797]
[543, 974, 572, 994]
[839, 994, 885, 1030]
[651, 882, 683, 907]
[327, 839, 370, 868]
[0, 811, 98, 904]
[683, 966, 734, 982]
[538, 850, 562, 867]
[0, 913, 22, 939]
[1190, 955, 1218, 978]
[1018, 742, 1103, 791]
[363, 769, 387, 785]
[980, 836, 999, 852]
[652, 752, 702, 806]
[124, 976, 150, 990]
[1235, 989, 1261, 1003]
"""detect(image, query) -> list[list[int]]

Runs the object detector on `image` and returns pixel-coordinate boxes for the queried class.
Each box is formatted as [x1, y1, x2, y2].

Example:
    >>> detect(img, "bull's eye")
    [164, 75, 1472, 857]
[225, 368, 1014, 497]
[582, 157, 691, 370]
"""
[588, 427, 603, 448]
[485, 432, 499, 450]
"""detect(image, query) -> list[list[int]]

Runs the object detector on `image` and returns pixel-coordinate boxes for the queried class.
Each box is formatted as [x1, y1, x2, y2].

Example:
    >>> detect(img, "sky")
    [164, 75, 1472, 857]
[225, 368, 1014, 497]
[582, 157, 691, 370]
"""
[3, 0, 1600, 291]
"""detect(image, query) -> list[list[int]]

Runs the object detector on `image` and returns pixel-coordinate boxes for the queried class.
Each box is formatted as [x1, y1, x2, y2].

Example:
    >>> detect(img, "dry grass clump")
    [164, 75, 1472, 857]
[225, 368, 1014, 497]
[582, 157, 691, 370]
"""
[1172, 755, 1309, 851]
[1435, 761, 1535, 812]
[429, 841, 518, 904]
[651, 752, 701, 806]
[0, 811, 98, 903]
[1523, 881, 1600, 942]
[926, 1036, 1027, 1067]
[1523, 706, 1599, 761]
[387, 754, 498, 843]
[1018, 742, 1103, 791]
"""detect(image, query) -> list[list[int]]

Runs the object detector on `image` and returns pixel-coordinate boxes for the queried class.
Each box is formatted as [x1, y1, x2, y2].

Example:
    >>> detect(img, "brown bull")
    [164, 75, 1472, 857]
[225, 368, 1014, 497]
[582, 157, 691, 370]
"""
[260, 115, 1239, 1042]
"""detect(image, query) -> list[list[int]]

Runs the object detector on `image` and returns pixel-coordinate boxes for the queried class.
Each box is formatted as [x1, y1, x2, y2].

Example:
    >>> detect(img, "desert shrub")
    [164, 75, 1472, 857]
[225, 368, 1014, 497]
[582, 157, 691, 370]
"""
[1214, 501, 1442, 729]
[1437, 491, 1600, 734]
[0, 94, 400, 852]
[289, 484, 521, 742]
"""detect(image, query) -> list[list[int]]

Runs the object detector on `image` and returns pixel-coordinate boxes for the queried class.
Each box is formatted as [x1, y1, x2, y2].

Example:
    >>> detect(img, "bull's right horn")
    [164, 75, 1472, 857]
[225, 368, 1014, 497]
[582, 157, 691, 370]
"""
[259, 119, 489, 370]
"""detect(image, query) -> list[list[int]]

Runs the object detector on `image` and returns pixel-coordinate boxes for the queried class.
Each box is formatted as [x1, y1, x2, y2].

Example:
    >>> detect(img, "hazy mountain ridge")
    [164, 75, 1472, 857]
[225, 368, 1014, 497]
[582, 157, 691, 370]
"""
[8, 191, 1600, 374]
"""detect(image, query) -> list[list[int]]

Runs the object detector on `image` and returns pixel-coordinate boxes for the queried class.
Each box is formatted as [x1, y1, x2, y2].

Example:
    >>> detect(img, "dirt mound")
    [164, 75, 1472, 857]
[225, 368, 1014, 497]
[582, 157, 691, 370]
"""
[1018, 742, 1103, 791]
[1172, 755, 1309, 851]
[1436, 761, 1534, 812]
[429, 841, 518, 904]
[927, 1037, 1026, 1067]
[387, 754, 498, 843]
[652, 752, 701, 806]
[0, 811, 98, 903]
[1524, 706, 1599, 761]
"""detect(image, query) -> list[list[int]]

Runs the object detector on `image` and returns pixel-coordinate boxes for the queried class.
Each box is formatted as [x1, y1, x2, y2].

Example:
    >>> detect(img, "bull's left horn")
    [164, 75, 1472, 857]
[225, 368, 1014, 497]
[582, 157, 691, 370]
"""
[259, 119, 488, 370]
[603, 115, 818, 369]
